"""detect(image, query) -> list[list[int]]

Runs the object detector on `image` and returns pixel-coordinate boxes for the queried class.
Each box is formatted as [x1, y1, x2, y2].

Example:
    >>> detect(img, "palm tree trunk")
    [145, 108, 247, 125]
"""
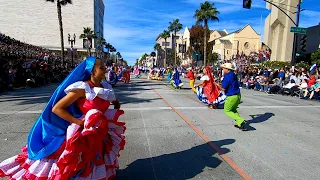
[174, 32, 177, 66]
[164, 40, 167, 68]
[57, 1, 65, 65]
[204, 22, 208, 67]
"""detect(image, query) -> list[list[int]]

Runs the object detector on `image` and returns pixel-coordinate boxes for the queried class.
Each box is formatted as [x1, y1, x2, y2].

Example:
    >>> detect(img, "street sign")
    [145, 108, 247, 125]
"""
[290, 27, 307, 34]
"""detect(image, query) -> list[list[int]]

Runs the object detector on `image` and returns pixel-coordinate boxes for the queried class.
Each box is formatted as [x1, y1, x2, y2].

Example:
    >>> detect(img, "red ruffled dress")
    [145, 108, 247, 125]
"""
[0, 81, 126, 180]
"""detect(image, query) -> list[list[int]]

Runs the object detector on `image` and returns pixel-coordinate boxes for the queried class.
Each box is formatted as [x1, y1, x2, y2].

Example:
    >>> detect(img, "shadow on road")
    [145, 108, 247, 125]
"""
[248, 113, 275, 124]
[115, 139, 236, 180]
[0, 80, 162, 106]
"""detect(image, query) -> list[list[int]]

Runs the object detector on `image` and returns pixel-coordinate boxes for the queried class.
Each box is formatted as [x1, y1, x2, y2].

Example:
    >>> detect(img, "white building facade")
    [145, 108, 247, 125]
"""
[0, 0, 104, 52]
[264, 0, 299, 62]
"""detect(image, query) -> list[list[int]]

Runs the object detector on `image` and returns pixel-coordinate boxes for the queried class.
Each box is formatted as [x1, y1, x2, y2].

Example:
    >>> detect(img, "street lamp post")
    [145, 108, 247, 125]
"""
[192, 39, 201, 67]
[68, 33, 76, 67]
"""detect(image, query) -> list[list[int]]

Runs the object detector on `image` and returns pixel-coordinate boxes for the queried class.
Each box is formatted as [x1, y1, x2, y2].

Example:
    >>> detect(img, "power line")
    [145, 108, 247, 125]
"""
[277, 4, 296, 14]
[266, 0, 297, 8]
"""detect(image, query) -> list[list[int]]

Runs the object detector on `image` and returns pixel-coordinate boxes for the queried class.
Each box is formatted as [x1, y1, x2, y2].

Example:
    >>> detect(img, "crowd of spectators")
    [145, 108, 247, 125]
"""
[0, 32, 74, 92]
[238, 66, 320, 101]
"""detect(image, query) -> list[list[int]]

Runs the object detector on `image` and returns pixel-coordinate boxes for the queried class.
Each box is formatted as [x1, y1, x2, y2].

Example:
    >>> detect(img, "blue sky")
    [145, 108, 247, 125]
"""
[103, 0, 320, 65]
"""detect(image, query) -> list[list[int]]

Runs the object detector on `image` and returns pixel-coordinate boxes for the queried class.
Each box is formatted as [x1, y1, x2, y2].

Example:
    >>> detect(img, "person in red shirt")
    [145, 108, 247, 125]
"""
[308, 75, 316, 88]
[186, 67, 196, 93]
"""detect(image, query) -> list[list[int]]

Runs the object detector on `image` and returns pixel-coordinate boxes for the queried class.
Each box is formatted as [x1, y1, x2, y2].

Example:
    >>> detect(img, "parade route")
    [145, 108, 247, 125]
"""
[1, 77, 320, 180]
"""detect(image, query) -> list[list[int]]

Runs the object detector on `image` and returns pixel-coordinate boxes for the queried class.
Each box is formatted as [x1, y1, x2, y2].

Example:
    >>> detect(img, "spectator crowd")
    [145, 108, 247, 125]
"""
[238, 65, 320, 101]
[0, 32, 76, 92]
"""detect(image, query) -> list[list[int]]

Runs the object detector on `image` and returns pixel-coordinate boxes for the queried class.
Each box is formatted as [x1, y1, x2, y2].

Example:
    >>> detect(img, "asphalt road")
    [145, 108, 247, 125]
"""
[0, 75, 320, 180]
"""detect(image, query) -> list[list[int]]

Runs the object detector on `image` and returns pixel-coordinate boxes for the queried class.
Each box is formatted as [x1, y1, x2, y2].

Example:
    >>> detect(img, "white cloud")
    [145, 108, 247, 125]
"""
[302, 10, 320, 18]
[300, 10, 320, 28]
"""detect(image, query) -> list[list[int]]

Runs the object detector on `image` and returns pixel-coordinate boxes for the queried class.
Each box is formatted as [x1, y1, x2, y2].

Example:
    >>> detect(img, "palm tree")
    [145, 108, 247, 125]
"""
[194, 1, 219, 66]
[116, 52, 121, 64]
[150, 52, 156, 67]
[46, 0, 72, 65]
[110, 47, 117, 63]
[96, 37, 106, 57]
[105, 43, 112, 53]
[168, 19, 183, 66]
[154, 43, 161, 66]
[79, 27, 98, 56]
[160, 30, 170, 68]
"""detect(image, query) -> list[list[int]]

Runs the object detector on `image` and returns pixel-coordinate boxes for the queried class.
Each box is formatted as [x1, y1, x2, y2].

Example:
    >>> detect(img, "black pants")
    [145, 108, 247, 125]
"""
[289, 86, 300, 96]
[269, 86, 281, 94]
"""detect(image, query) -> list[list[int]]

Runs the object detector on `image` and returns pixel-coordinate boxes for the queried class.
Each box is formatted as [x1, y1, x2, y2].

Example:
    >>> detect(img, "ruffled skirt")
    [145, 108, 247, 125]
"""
[170, 80, 183, 88]
[0, 109, 126, 180]
[196, 86, 226, 106]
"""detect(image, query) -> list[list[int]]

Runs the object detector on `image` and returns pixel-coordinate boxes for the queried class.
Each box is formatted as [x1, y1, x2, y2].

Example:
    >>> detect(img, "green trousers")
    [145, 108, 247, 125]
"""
[224, 94, 245, 127]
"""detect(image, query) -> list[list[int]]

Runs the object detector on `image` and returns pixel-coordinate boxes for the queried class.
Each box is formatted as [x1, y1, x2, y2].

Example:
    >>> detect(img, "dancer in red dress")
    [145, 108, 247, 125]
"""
[0, 57, 126, 180]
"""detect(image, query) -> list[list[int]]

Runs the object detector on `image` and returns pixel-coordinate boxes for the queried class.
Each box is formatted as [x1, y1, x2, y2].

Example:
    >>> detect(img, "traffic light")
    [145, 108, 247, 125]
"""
[299, 35, 307, 53]
[243, 0, 252, 9]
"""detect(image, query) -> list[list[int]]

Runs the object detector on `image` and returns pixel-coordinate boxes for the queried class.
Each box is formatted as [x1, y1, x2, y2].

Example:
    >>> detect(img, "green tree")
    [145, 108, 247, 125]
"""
[150, 52, 156, 57]
[96, 37, 106, 57]
[168, 19, 183, 66]
[135, 58, 139, 66]
[116, 52, 122, 64]
[105, 43, 112, 53]
[46, 0, 72, 65]
[154, 43, 161, 52]
[110, 47, 117, 62]
[194, 1, 219, 66]
[311, 48, 320, 64]
[160, 30, 171, 68]
[79, 27, 97, 56]
[188, 25, 210, 64]
[154, 43, 162, 66]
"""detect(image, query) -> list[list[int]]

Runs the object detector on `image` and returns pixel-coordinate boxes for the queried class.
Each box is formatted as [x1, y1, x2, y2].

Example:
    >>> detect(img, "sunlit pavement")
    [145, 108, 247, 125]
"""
[0, 76, 319, 180]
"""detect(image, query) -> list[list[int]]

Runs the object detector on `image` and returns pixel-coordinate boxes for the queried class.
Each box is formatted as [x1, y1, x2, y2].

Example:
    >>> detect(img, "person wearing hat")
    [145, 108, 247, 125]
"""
[186, 67, 196, 93]
[219, 63, 248, 130]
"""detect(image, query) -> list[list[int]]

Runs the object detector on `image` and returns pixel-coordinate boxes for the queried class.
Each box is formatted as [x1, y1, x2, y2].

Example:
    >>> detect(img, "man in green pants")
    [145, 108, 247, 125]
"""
[220, 63, 248, 130]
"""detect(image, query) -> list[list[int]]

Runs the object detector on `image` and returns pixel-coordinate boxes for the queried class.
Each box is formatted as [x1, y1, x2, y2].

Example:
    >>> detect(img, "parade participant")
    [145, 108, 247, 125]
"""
[157, 68, 164, 81]
[117, 66, 124, 81]
[126, 68, 131, 83]
[108, 65, 118, 86]
[167, 67, 172, 82]
[186, 67, 196, 93]
[134, 66, 140, 78]
[122, 68, 131, 83]
[195, 67, 226, 109]
[0, 57, 126, 179]
[219, 63, 248, 130]
[170, 68, 183, 89]
[148, 68, 156, 80]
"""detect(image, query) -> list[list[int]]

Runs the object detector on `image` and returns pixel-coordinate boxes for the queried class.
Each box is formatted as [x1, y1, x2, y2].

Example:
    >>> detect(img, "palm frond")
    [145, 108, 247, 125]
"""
[79, 34, 86, 39]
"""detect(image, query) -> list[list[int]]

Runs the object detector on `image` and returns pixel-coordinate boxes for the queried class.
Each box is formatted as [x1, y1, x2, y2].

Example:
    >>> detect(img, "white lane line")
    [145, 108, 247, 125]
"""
[1, 105, 320, 115]
[0, 96, 50, 101]
[116, 92, 191, 94]
[137, 93, 158, 180]
[240, 105, 320, 109]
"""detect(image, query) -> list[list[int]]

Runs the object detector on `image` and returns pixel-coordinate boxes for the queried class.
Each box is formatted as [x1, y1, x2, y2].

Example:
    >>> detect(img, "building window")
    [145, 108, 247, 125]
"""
[162, 42, 170, 46]
[227, 50, 229, 54]
[244, 42, 250, 49]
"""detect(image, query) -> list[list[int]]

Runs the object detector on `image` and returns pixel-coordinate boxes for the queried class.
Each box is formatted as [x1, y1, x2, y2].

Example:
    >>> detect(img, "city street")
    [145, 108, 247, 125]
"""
[0, 76, 320, 180]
